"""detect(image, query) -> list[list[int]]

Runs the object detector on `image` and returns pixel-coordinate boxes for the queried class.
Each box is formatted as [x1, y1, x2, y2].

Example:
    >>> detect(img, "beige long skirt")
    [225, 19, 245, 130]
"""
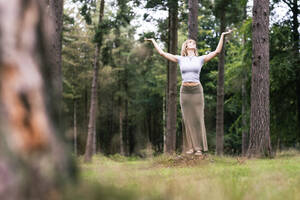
[180, 83, 208, 152]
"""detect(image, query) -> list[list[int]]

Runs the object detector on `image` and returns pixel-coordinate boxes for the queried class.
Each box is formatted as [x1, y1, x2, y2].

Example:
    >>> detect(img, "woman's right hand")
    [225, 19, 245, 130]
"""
[222, 29, 233, 36]
[144, 38, 178, 63]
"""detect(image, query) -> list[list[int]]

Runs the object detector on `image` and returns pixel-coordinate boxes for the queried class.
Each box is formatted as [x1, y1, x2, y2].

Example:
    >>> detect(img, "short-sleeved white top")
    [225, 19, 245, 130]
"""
[175, 55, 205, 83]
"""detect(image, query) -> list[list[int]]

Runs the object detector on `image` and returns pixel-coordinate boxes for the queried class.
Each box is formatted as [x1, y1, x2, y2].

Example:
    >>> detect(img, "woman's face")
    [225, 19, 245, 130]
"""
[186, 40, 196, 50]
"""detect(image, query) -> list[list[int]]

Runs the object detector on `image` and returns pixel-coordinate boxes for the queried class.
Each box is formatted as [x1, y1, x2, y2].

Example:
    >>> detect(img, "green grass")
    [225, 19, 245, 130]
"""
[70, 150, 300, 200]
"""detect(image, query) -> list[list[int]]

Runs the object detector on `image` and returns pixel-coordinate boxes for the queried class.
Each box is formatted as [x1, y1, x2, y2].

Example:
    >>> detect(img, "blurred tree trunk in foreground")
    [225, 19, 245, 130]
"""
[0, 0, 76, 199]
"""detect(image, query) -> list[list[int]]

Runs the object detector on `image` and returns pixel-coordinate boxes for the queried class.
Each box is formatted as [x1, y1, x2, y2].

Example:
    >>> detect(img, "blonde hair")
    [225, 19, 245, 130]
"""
[180, 39, 198, 56]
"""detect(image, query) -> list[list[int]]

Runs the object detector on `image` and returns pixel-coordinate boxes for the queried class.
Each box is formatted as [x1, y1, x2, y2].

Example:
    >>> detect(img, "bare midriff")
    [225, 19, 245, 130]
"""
[182, 82, 200, 86]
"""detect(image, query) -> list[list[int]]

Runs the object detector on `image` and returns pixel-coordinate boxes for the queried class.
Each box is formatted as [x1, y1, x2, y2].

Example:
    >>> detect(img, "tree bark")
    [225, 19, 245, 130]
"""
[290, 0, 300, 142]
[84, 0, 105, 162]
[165, 0, 178, 154]
[0, 0, 75, 199]
[110, 91, 114, 150]
[116, 37, 124, 156]
[216, 9, 226, 156]
[120, 104, 124, 155]
[74, 100, 77, 155]
[163, 94, 167, 152]
[93, 99, 97, 154]
[242, 67, 248, 156]
[247, 0, 272, 157]
[84, 86, 89, 134]
[241, 2, 248, 156]
[48, 0, 64, 126]
[188, 0, 199, 40]
[124, 67, 129, 155]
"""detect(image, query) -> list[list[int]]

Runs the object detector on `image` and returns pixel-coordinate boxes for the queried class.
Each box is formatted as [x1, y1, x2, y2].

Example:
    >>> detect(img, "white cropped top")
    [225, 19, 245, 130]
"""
[175, 55, 205, 83]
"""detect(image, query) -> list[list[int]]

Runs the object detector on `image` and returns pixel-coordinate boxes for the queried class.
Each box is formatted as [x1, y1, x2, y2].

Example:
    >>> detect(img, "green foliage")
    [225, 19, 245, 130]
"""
[269, 20, 298, 147]
[145, 0, 167, 9]
[74, 0, 97, 24]
[221, 16, 252, 154]
[213, 0, 245, 25]
[93, 18, 112, 44]
[62, 4, 96, 152]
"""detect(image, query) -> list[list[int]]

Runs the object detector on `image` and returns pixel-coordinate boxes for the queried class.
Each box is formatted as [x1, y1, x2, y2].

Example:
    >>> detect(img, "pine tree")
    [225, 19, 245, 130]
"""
[84, 0, 105, 162]
[247, 0, 272, 157]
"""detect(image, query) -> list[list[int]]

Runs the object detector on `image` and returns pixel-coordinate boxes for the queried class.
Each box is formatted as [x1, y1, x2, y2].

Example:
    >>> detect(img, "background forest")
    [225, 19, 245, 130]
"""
[62, 0, 299, 157]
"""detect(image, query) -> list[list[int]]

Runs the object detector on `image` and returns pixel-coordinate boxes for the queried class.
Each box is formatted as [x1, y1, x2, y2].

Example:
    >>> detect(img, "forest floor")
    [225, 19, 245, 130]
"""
[67, 150, 300, 200]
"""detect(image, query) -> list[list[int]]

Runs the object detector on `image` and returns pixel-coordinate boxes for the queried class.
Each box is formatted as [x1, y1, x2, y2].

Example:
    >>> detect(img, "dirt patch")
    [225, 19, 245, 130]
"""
[154, 154, 211, 168]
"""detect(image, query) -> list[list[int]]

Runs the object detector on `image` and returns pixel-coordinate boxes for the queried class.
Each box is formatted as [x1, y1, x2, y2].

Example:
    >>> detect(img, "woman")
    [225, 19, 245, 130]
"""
[145, 30, 232, 156]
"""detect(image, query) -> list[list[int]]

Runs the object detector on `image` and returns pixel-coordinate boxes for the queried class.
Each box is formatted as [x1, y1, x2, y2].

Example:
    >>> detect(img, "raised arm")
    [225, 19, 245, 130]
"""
[145, 38, 178, 63]
[203, 30, 233, 63]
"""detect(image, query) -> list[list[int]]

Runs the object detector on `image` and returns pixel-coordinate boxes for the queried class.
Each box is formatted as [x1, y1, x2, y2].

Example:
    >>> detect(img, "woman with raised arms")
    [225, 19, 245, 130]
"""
[145, 30, 232, 156]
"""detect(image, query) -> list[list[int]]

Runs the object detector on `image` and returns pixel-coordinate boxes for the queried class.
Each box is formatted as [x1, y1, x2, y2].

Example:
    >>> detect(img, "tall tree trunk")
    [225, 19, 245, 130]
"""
[110, 91, 114, 151]
[165, 0, 178, 154]
[84, 0, 105, 162]
[124, 67, 129, 155]
[247, 0, 272, 157]
[242, 1, 248, 156]
[0, 0, 75, 199]
[242, 73, 248, 156]
[74, 100, 77, 155]
[48, 0, 64, 126]
[290, 0, 300, 142]
[110, 91, 114, 142]
[85, 85, 88, 134]
[164, 29, 169, 154]
[120, 104, 124, 155]
[188, 0, 199, 40]
[117, 41, 124, 156]
[93, 122, 96, 154]
[163, 95, 167, 152]
[216, 9, 226, 156]
[93, 98, 97, 154]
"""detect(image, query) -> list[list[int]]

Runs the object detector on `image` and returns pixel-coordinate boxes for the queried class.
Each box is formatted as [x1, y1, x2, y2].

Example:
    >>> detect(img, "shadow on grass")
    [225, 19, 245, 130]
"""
[63, 182, 164, 200]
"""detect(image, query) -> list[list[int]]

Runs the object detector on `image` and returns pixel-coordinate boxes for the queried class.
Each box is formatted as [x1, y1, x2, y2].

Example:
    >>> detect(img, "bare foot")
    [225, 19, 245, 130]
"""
[186, 149, 194, 155]
[194, 150, 202, 156]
